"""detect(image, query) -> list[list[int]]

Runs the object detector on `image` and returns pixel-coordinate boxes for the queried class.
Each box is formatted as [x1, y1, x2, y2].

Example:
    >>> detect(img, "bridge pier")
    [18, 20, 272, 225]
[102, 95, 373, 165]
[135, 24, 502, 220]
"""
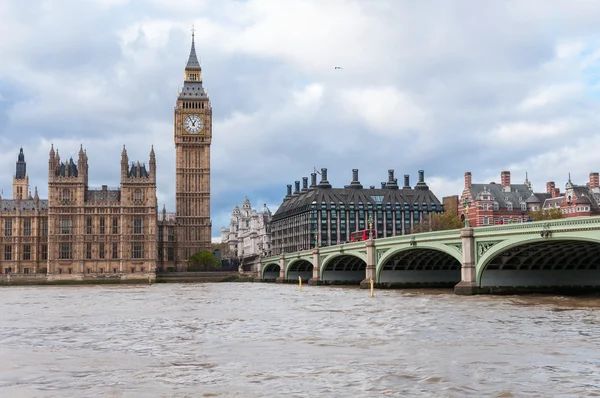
[275, 254, 286, 283]
[454, 227, 479, 295]
[308, 248, 321, 286]
[360, 238, 376, 289]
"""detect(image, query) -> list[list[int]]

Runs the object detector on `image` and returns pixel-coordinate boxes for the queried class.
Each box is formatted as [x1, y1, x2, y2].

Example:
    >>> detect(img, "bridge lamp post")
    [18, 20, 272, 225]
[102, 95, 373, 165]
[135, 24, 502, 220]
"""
[368, 214, 374, 239]
[463, 197, 471, 228]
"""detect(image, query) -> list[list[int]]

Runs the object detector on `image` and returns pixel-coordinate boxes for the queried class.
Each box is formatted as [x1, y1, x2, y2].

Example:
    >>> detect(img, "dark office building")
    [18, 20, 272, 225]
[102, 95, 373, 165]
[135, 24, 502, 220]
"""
[271, 168, 444, 254]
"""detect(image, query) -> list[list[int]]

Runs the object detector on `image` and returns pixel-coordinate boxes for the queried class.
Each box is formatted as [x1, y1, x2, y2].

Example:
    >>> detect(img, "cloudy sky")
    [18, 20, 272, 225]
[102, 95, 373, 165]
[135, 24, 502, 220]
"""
[1, 0, 600, 241]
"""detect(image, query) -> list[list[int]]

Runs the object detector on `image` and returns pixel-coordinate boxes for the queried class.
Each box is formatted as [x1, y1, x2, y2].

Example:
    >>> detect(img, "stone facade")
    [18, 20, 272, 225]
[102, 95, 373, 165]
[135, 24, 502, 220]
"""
[0, 146, 157, 279]
[0, 34, 212, 278]
[171, 31, 212, 268]
[221, 198, 272, 273]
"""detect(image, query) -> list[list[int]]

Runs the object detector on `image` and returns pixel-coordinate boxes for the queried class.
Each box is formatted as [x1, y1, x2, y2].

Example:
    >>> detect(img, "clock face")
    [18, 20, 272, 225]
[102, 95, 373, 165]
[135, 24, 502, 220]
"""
[184, 115, 203, 134]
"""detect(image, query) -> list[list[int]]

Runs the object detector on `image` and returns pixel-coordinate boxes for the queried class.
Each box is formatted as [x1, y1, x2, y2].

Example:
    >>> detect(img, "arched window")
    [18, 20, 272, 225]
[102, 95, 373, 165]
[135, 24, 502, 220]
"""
[62, 189, 71, 202]
[134, 189, 142, 202]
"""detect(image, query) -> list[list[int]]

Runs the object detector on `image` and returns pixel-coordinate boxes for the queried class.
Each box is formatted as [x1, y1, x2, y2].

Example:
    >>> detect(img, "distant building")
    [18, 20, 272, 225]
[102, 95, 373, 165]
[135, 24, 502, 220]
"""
[539, 173, 600, 217]
[459, 170, 600, 226]
[442, 195, 459, 214]
[270, 168, 444, 254]
[221, 197, 272, 273]
[459, 171, 535, 226]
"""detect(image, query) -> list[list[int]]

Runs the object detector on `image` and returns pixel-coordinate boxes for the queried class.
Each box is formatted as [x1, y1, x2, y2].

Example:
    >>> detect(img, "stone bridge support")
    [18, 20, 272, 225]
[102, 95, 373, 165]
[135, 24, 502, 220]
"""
[360, 239, 376, 289]
[276, 254, 286, 283]
[308, 248, 321, 285]
[454, 227, 478, 295]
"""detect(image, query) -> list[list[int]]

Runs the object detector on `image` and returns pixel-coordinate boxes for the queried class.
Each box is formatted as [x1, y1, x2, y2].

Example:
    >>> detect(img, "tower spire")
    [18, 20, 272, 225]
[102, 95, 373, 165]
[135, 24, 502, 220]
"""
[185, 26, 201, 71]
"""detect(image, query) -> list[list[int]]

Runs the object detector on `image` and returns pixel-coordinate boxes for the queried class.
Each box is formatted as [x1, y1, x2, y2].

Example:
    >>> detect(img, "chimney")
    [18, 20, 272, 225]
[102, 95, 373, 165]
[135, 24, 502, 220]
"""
[381, 182, 386, 189]
[310, 173, 317, 188]
[590, 172, 599, 189]
[286, 184, 292, 197]
[501, 171, 511, 187]
[553, 187, 560, 198]
[414, 170, 429, 190]
[465, 172, 472, 188]
[301, 177, 308, 191]
[546, 181, 555, 194]
[346, 168, 363, 189]
[318, 168, 332, 188]
[386, 169, 399, 189]
[403, 174, 411, 189]
[294, 181, 300, 194]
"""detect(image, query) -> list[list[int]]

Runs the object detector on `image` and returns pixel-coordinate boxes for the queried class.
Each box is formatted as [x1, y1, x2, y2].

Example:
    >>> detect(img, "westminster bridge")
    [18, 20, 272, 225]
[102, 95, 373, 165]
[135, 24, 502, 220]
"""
[259, 217, 600, 294]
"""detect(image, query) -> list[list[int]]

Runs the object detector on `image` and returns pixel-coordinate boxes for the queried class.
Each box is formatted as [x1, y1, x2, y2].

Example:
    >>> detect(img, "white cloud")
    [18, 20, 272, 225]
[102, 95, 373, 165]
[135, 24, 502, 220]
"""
[519, 83, 583, 111]
[490, 120, 575, 143]
[340, 86, 429, 134]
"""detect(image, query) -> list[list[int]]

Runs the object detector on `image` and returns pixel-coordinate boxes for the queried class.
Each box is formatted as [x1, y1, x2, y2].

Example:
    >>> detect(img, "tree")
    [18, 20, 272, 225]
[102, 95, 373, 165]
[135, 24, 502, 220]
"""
[188, 250, 220, 271]
[413, 210, 464, 233]
[529, 208, 564, 221]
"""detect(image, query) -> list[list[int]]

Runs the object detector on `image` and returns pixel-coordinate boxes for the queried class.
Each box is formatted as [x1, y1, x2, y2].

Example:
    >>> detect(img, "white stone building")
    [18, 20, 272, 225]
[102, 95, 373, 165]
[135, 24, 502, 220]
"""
[221, 197, 272, 274]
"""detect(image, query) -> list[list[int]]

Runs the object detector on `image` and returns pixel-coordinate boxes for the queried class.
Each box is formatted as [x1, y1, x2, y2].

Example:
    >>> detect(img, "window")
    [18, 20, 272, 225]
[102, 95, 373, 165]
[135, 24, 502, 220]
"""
[167, 247, 174, 261]
[41, 220, 48, 237]
[112, 217, 119, 234]
[99, 217, 105, 235]
[483, 216, 490, 225]
[99, 243, 105, 259]
[507, 203, 513, 211]
[483, 204, 489, 211]
[41, 244, 48, 260]
[86, 243, 92, 259]
[59, 243, 72, 260]
[132, 243, 144, 259]
[23, 244, 31, 260]
[62, 189, 71, 202]
[112, 243, 118, 259]
[521, 203, 527, 211]
[493, 202, 499, 211]
[133, 218, 143, 234]
[86, 217, 93, 234]
[134, 189, 142, 202]
[4, 245, 12, 260]
[4, 220, 12, 237]
[60, 218, 72, 235]
[23, 219, 31, 236]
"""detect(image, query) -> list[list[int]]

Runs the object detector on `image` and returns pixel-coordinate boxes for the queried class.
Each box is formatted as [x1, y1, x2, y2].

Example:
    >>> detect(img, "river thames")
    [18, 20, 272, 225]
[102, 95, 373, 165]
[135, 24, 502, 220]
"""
[0, 283, 599, 397]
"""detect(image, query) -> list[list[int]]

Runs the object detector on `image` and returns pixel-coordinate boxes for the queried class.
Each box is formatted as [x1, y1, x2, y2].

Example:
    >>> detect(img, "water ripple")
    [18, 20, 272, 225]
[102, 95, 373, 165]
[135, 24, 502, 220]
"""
[0, 284, 599, 397]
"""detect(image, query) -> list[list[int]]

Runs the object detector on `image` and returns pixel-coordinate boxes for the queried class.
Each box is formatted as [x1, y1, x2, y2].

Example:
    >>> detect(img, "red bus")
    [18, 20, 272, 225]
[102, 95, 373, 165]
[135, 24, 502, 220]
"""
[350, 229, 376, 242]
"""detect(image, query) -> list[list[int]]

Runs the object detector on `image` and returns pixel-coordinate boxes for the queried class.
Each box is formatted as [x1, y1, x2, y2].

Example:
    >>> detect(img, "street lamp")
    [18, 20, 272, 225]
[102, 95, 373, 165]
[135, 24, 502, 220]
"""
[462, 197, 471, 227]
[368, 214, 374, 239]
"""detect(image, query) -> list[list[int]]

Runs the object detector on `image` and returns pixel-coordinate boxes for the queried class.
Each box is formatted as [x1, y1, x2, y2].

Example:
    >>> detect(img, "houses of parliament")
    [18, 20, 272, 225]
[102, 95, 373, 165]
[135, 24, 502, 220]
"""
[0, 34, 212, 279]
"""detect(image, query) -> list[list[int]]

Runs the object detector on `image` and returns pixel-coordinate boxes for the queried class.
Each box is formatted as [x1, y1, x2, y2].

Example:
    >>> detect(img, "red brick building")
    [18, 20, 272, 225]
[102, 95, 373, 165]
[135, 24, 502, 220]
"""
[459, 171, 600, 226]
[541, 173, 600, 217]
[459, 171, 536, 226]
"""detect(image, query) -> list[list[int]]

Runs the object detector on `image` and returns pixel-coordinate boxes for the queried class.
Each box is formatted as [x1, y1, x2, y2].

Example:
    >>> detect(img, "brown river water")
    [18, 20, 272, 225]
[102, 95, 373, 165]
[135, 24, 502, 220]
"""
[0, 283, 599, 397]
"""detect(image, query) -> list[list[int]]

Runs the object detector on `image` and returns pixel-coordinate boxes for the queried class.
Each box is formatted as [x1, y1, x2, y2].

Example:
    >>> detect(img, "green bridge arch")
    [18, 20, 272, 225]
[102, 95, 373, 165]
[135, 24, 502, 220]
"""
[476, 235, 600, 288]
[319, 252, 367, 283]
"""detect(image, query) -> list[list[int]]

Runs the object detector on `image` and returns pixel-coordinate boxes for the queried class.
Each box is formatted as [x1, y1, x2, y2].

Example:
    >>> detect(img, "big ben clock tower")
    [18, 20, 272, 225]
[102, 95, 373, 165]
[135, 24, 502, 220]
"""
[174, 31, 212, 266]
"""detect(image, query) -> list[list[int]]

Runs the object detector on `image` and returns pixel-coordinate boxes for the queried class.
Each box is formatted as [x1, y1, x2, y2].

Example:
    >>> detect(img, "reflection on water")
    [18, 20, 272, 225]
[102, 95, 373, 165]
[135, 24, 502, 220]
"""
[0, 283, 599, 397]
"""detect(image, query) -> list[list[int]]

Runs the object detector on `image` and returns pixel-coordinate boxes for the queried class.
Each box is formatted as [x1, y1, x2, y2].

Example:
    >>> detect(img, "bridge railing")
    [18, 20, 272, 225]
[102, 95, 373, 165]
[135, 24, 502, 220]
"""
[473, 216, 600, 235]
